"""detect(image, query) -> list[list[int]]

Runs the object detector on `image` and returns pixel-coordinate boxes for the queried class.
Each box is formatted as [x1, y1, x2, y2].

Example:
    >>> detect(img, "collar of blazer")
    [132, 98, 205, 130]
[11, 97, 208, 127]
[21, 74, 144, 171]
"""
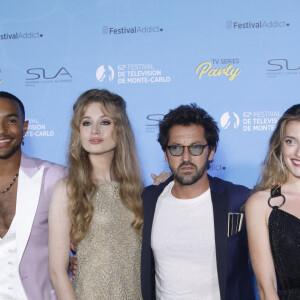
[15, 153, 44, 266]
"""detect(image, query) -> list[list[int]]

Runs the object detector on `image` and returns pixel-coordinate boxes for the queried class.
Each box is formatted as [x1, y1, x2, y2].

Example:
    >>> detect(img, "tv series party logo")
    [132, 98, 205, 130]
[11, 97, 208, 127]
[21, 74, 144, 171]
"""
[195, 58, 240, 81]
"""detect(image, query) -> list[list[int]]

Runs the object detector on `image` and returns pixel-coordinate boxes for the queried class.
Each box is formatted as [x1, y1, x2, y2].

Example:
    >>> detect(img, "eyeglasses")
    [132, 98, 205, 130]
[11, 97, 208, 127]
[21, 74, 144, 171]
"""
[167, 144, 209, 156]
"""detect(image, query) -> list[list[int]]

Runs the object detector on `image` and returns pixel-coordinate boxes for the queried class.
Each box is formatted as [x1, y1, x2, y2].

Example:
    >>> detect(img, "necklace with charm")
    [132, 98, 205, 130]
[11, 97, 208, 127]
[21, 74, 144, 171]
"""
[0, 172, 19, 194]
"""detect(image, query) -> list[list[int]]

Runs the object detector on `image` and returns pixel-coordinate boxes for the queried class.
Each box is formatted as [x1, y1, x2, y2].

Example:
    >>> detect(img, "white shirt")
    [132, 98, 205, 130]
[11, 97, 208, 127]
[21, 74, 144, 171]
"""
[0, 217, 27, 300]
[151, 181, 220, 300]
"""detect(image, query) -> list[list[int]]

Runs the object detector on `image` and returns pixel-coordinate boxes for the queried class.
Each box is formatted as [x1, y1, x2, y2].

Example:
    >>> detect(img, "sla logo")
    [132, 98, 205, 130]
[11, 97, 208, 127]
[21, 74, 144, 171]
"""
[26, 67, 72, 80]
[25, 67, 72, 87]
[96, 65, 114, 82]
[220, 112, 240, 129]
[267, 59, 300, 71]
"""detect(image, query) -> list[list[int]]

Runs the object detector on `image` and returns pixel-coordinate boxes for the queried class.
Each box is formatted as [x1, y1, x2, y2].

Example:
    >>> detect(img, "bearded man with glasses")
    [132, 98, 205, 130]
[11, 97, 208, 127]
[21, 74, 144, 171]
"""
[141, 104, 254, 300]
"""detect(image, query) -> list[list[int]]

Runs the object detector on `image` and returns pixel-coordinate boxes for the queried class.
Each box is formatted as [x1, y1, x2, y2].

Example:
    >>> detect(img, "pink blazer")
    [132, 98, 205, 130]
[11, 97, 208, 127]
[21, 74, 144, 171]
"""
[17, 153, 66, 299]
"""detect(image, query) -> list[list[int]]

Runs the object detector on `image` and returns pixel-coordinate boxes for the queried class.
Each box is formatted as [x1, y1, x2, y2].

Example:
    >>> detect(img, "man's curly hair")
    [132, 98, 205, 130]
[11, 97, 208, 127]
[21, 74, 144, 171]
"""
[158, 103, 219, 152]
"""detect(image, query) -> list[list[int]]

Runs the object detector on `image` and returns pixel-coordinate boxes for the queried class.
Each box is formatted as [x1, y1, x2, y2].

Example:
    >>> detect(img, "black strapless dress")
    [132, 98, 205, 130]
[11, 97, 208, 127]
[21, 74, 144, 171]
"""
[269, 202, 300, 300]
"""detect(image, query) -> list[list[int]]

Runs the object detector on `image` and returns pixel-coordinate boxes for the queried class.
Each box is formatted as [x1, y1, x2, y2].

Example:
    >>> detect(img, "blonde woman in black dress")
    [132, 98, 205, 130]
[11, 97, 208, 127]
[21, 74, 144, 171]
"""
[246, 104, 300, 300]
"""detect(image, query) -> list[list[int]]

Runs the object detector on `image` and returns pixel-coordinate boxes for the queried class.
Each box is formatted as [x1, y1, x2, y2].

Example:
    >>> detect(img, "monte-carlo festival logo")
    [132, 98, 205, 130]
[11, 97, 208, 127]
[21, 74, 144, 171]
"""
[96, 63, 171, 85]
[96, 65, 115, 82]
[220, 112, 240, 129]
[220, 110, 280, 132]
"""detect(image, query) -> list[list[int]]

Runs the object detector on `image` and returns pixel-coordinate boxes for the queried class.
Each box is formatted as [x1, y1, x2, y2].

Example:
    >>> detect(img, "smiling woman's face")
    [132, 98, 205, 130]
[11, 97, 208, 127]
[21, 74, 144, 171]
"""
[282, 120, 300, 180]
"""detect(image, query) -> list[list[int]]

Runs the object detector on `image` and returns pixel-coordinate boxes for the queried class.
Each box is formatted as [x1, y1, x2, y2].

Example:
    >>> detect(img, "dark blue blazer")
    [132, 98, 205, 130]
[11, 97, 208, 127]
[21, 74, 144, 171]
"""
[141, 175, 255, 300]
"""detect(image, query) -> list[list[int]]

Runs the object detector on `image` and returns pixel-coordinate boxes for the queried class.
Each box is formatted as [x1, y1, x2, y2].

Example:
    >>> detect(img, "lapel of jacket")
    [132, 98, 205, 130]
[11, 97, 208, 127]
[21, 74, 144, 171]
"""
[16, 153, 44, 266]
[208, 175, 228, 300]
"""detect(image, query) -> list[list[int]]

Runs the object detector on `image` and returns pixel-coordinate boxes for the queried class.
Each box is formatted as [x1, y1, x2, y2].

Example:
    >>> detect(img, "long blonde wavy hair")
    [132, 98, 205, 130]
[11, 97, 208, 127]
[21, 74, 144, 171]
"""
[67, 89, 144, 245]
[253, 104, 300, 192]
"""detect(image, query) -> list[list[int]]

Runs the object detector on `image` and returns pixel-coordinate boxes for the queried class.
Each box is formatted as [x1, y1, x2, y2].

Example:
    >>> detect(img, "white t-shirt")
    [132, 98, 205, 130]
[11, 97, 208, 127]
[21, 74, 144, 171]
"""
[151, 181, 220, 300]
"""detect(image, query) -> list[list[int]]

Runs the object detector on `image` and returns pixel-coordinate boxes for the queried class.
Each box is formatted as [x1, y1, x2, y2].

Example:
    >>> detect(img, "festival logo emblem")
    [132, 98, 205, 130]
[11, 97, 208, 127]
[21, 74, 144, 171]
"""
[220, 112, 240, 129]
[96, 65, 115, 82]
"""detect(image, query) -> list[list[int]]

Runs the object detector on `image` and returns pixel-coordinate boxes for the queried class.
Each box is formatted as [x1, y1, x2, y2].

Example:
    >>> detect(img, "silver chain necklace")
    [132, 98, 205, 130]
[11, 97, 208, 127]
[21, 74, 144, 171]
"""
[0, 172, 19, 194]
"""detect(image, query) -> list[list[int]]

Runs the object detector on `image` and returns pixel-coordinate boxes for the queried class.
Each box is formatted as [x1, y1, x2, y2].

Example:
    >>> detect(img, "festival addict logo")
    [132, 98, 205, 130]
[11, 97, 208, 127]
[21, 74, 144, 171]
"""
[96, 63, 171, 85]
[0, 32, 43, 40]
[226, 20, 290, 29]
[210, 163, 226, 171]
[195, 58, 240, 81]
[220, 112, 240, 129]
[102, 25, 163, 35]
[266, 59, 300, 78]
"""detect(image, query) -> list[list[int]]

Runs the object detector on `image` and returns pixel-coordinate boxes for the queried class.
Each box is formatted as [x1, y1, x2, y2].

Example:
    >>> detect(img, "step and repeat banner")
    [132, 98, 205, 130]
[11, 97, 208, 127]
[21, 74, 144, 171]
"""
[1, 1, 299, 298]
[0, 1, 299, 188]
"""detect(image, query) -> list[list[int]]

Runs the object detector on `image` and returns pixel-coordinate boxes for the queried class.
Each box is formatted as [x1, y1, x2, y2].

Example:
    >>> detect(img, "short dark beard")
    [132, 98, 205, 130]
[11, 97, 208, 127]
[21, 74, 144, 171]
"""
[171, 160, 208, 185]
[0, 142, 21, 159]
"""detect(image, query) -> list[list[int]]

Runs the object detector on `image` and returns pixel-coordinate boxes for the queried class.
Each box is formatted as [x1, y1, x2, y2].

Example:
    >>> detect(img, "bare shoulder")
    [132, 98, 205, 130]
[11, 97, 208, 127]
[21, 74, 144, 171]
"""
[51, 178, 69, 206]
[54, 178, 67, 193]
[245, 190, 273, 226]
[247, 190, 270, 203]
[246, 190, 270, 213]
[246, 190, 270, 210]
